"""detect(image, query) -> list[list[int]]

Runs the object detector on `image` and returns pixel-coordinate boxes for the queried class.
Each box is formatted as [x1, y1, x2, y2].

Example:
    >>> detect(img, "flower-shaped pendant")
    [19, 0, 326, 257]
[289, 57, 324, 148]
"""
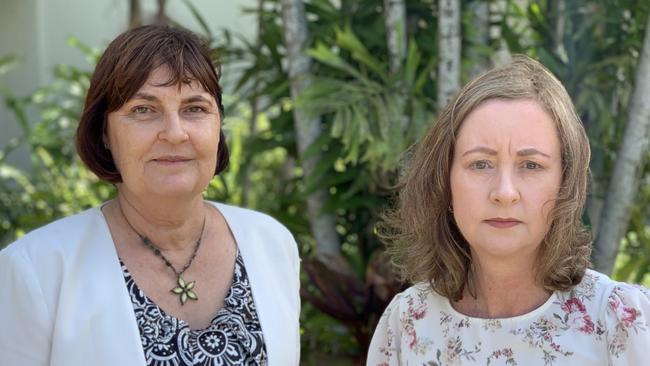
[171, 275, 198, 305]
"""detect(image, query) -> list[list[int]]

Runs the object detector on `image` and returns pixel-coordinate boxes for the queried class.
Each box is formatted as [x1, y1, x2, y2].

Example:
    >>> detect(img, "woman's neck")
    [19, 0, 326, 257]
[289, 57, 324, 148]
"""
[116, 189, 207, 252]
[453, 257, 552, 318]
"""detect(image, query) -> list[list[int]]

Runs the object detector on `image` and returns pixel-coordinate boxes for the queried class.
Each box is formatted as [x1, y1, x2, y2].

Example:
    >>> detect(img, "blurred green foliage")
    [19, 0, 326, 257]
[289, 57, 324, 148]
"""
[0, 41, 114, 243]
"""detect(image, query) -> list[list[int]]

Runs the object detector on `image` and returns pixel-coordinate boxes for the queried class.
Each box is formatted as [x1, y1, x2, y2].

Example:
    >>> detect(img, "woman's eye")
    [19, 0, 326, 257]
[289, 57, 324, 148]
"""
[132, 106, 152, 114]
[186, 106, 206, 113]
[471, 160, 490, 170]
[524, 161, 542, 170]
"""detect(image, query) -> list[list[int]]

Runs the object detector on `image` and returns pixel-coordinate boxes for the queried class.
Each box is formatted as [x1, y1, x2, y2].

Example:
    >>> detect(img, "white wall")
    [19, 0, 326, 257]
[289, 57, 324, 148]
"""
[0, 0, 42, 167]
[0, 0, 257, 167]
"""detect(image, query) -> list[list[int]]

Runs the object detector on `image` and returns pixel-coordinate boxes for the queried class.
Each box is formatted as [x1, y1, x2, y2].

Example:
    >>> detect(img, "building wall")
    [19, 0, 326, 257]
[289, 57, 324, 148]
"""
[0, 0, 256, 167]
[1, 0, 43, 167]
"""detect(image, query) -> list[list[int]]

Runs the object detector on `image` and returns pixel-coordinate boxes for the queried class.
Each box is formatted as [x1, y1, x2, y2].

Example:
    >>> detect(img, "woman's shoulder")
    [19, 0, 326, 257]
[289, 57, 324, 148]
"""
[208, 201, 298, 264]
[572, 269, 650, 360]
[571, 270, 649, 332]
[0, 206, 105, 296]
[381, 282, 446, 319]
[209, 201, 292, 237]
[571, 269, 649, 302]
[564, 269, 649, 314]
[1, 206, 103, 260]
[583, 268, 650, 319]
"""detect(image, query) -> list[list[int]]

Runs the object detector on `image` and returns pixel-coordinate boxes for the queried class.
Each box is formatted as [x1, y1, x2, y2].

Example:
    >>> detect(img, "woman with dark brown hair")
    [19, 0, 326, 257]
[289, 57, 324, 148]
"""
[0, 25, 299, 366]
[367, 55, 649, 365]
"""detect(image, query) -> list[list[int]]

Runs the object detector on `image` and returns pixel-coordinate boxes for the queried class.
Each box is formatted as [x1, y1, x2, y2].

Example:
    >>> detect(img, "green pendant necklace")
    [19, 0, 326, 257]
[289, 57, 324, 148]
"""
[119, 203, 206, 306]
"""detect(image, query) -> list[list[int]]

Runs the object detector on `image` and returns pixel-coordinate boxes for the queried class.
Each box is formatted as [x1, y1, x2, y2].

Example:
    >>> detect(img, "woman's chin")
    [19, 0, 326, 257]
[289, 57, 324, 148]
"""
[154, 187, 199, 198]
[142, 179, 205, 199]
[120, 171, 213, 199]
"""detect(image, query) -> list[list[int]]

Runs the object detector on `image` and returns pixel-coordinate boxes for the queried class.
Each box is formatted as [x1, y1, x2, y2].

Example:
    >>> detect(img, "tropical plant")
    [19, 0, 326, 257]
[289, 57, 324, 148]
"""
[0, 39, 114, 245]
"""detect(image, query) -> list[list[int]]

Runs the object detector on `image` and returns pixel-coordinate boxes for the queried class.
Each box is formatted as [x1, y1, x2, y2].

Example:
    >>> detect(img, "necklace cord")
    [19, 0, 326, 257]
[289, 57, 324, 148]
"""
[117, 201, 206, 277]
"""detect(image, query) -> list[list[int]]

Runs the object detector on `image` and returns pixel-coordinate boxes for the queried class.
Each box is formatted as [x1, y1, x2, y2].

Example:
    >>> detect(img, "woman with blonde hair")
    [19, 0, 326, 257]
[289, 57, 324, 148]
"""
[367, 55, 649, 365]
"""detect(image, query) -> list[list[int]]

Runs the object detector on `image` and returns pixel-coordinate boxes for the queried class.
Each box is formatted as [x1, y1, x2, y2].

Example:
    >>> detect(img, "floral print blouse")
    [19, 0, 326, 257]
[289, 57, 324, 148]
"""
[367, 270, 650, 365]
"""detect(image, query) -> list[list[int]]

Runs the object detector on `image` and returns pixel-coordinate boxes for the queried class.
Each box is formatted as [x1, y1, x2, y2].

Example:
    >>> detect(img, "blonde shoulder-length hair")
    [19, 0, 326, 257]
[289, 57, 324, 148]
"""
[381, 55, 592, 301]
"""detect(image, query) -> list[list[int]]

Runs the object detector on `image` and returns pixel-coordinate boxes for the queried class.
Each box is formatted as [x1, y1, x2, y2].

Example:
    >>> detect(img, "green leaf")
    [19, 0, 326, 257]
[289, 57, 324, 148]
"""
[0, 55, 20, 77]
[308, 42, 367, 83]
[303, 148, 339, 194]
[414, 57, 436, 93]
[335, 26, 386, 81]
[302, 132, 332, 160]
[404, 40, 421, 86]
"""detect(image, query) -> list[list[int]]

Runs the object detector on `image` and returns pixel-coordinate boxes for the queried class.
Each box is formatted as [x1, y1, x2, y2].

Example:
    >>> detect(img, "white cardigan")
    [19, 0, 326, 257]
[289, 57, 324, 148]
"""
[0, 202, 300, 366]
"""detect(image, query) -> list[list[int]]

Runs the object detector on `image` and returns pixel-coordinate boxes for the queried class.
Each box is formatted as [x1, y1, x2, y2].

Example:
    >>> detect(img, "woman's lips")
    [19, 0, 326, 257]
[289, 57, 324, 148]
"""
[153, 157, 191, 165]
[484, 219, 521, 228]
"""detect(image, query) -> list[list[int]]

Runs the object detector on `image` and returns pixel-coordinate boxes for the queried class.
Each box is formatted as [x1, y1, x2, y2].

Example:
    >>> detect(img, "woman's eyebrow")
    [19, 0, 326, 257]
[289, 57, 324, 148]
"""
[130, 92, 159, 102]
[461, 146, 552, 158]
[462, 146, 497, 157]
[128, 93, 214, 106]
[182, 95, 214, 104]
[517, 148, 551, 158]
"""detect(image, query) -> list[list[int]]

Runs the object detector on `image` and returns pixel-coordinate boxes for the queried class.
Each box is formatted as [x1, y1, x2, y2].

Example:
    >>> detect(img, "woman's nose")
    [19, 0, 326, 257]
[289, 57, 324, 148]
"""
[157, 112, 189, 143]
[489, 170, 520, 206]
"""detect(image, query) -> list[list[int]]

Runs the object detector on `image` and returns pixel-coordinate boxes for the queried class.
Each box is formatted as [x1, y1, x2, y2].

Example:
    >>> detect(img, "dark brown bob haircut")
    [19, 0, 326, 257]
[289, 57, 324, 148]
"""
[381, 55, 592, 301]
[76, 24, 229, 183]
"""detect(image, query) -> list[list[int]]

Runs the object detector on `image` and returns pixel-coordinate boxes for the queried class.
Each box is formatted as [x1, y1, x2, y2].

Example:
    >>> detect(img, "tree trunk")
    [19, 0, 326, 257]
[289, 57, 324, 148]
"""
[548, 0, 567, 60]
[154, 0, 168, 25]
[467, 0, 490, 79]
[385, 0, 410, 130]
[593, 11, 650, 274]
[128, 0, 142, 29]
[437, 0, 461, 111]
[241, 0, 266, 207]
[280, 0, 341, 256]
[490, 0, 511, 67]
[384, 0, 407, 75]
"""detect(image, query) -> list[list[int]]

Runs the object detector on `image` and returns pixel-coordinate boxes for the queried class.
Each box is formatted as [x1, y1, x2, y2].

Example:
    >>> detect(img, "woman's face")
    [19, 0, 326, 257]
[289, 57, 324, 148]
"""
[449, 99, 562, 264]
[105, 66, 221, 199]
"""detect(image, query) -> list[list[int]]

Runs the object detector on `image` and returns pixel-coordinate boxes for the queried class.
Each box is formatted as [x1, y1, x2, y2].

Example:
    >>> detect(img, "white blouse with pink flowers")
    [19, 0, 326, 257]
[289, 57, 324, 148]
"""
[367, 270, 650, 366]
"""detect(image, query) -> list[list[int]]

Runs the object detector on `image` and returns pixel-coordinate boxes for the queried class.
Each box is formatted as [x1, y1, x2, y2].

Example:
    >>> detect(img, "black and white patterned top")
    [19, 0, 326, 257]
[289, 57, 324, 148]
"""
[120, 251, 268, 366]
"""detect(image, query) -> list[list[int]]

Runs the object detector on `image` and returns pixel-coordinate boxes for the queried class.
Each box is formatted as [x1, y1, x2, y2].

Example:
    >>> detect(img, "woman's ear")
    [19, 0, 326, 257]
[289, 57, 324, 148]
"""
[102, 118, 110, 150]
[102, 134, 110, 150]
